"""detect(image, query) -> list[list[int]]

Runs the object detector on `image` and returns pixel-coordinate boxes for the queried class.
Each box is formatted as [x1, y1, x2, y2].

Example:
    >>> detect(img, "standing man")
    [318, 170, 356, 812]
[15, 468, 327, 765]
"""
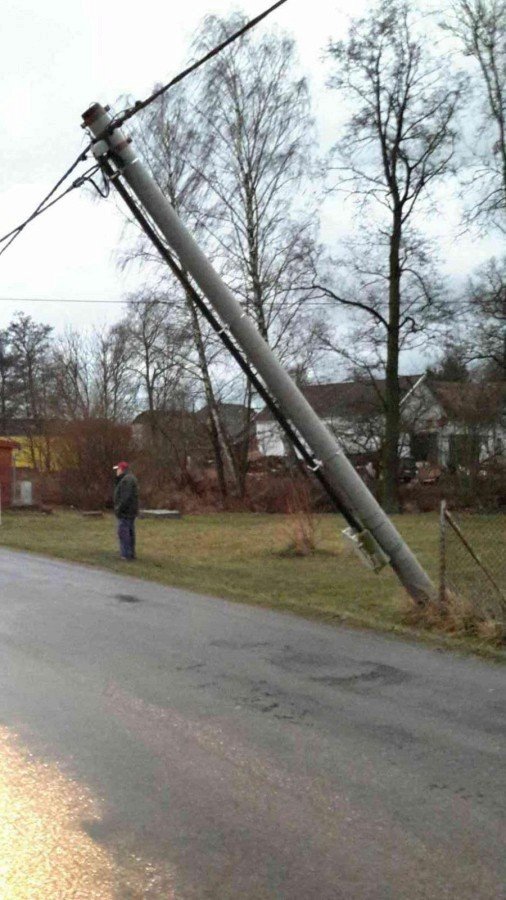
[113, 461, 139, 561]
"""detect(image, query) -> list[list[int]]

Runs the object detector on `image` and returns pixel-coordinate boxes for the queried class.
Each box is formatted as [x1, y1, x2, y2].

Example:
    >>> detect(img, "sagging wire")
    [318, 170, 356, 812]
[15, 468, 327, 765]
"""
[1, 1, 289, 257]
[86, 166, 111, 199]
[0, 146, 92, 255]
[0, 155, 110, 260]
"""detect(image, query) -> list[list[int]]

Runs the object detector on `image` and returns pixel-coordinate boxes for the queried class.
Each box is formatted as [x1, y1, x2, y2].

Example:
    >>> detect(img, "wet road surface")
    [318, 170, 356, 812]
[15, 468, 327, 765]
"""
[0, 549, 505, 898]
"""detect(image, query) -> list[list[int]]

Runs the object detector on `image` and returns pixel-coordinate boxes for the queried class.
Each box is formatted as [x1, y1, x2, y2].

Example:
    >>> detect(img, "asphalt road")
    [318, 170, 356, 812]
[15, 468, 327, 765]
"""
[0, 549, 504, 899]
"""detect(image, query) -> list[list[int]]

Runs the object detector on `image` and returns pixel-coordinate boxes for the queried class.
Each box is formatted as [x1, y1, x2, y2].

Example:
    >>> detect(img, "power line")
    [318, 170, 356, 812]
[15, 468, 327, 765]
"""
[100, 0, 289, 134]
[0, 152, 96, 259]
[0, 295, 468, 308]
[1, 1, 288, 262]
[0, 297, 126, 305]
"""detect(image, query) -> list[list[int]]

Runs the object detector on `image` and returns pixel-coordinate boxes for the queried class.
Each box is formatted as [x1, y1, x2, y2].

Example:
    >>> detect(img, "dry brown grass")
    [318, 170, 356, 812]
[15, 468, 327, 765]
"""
[404, 588, 506, 645]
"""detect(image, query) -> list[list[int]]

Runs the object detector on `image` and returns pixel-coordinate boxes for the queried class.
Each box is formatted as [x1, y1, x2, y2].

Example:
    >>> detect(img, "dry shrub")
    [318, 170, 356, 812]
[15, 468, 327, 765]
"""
[476, 618, 505, 645]
[280, 479, 319, 557]
[244, 469, 332, 514]
[57, 419, 134, 509]
[404, 589, 505, 644]
[245, 472, 296, 513]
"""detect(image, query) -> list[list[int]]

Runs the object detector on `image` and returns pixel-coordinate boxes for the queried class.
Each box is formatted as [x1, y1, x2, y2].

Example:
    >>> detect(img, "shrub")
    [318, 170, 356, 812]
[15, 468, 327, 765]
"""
[57, 419, 134, 509]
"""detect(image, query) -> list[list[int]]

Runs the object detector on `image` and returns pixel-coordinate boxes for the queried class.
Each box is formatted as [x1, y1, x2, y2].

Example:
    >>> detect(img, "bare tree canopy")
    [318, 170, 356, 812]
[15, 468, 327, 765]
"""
[121, 85, 243, 497]
[466, 255, 506, 377]
[443, 0, 506, 229]
[192, 13, 321, 361]
[323, 0, 465, 511]
[118, 15, 324, 495]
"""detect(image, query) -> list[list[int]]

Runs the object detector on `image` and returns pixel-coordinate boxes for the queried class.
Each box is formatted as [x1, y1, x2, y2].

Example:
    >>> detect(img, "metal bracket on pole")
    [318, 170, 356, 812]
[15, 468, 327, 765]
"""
[342, 527, 390, 573]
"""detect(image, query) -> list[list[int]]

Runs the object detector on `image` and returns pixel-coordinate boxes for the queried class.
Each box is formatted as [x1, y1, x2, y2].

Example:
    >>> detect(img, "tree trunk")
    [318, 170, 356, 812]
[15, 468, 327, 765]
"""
[382, 216, 402, 513]
[185, 293, 239, 499]
[0, 379, 7, 433]
[236, 381, 254, 498]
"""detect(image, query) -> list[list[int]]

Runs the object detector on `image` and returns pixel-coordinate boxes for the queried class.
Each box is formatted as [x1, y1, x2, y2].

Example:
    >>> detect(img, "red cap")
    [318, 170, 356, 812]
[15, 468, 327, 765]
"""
[113, 461, 129, 472]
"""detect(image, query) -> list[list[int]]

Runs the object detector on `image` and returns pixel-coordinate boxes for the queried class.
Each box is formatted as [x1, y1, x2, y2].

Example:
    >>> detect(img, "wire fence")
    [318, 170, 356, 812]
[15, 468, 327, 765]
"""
[439, 501, 506, 637]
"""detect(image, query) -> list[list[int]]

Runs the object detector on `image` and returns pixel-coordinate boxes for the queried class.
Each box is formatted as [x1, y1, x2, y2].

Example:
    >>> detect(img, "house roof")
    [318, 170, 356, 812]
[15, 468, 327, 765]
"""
[134, 404, 250, 440]
[257, 376, 506, 427]
[196, 403, 249, 439]
[133, 409, 191, 424]
[430, 381, 506, 424]
[256, 377, 421, 423]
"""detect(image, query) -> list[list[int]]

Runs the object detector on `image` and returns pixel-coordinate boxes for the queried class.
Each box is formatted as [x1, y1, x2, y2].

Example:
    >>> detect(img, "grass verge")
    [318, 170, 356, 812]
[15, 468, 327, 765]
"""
[0, 509, 504, 660]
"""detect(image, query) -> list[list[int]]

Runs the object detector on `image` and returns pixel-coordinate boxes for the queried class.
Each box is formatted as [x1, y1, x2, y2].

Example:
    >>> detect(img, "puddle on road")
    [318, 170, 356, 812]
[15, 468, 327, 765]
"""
[0, 726, 174, 898]
[115, 593, 142, 604]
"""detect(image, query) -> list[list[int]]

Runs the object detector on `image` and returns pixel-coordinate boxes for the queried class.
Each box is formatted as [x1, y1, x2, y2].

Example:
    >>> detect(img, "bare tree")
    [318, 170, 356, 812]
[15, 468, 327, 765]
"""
[189, 14, 322, 491]
[444, 0, 506, 229]
[323, 0, 465, 511]
[195, 15, 320, 357]
[93, 323, 135, 421]
[7, 314, 57, 470]
[122, 85, 239, 499]
[53, 329, 93, 420]
[53, 324, 135, 423]
[123, 294, 192, 429]
[466, 255, 506, 377]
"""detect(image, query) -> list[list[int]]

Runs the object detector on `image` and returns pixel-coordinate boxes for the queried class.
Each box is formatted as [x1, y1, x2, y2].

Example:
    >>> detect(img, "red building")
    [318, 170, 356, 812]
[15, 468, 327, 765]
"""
[0, 438, 20, 507]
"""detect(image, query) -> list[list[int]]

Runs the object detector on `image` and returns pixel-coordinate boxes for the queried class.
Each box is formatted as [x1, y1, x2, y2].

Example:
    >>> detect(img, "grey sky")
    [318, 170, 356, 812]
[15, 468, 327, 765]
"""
[0, 0, 502, 343]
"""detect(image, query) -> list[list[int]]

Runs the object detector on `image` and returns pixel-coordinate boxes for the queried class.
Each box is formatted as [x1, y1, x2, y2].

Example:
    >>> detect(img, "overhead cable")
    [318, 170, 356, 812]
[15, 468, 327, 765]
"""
[0, 149, 95, 259]
[101, 0, 289, 134]
[0, 295, 467, 308]
[1, 0, 288, 260]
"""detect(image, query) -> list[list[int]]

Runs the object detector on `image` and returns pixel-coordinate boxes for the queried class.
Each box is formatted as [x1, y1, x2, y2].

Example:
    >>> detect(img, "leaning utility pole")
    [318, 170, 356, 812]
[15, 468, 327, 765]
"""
[83, 102, 436, 605]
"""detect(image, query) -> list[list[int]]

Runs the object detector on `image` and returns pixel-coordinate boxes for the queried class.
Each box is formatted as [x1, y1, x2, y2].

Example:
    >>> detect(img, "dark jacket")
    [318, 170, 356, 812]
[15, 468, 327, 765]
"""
[114, 471, 139, 520]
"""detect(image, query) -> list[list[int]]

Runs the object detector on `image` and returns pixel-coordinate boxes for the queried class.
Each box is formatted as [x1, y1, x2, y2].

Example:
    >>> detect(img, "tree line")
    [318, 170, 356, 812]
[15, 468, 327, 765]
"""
[2, 0, 505, 511]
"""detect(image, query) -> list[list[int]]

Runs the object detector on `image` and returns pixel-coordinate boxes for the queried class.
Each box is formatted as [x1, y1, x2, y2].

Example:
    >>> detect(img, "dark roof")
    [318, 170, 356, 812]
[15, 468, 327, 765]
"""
[256, 377, 421, 423]
[429, 381, 506, 424]
[196, 403, 249, 439]
[134, 404, 250, 440]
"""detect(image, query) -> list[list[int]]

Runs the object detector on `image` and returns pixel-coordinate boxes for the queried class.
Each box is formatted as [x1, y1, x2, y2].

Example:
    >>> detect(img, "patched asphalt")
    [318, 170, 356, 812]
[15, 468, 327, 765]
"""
[0, 549, 504, 898]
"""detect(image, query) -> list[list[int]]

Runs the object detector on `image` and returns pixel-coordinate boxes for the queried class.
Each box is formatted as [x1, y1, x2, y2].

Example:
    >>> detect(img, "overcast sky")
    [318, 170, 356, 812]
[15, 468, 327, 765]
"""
[0, 0, 503, 346]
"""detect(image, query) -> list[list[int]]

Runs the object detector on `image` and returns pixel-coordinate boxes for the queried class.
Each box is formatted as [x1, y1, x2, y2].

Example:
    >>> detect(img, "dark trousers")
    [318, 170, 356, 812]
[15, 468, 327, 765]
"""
[118, 517, 136, 559]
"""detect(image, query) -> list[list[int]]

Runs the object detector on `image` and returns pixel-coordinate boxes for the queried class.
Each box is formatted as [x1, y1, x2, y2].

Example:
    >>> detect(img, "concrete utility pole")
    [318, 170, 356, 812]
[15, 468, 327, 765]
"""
[83, 102, 436, 605]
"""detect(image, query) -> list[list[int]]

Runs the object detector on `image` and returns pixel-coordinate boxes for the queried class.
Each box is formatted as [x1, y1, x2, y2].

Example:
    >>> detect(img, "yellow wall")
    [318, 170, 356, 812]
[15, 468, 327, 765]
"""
[7, 436, 62, 471]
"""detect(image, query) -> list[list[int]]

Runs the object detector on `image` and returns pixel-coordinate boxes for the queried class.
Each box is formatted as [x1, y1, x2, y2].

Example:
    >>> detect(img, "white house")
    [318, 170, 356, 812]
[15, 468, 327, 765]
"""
[255, 377, 506, 469]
